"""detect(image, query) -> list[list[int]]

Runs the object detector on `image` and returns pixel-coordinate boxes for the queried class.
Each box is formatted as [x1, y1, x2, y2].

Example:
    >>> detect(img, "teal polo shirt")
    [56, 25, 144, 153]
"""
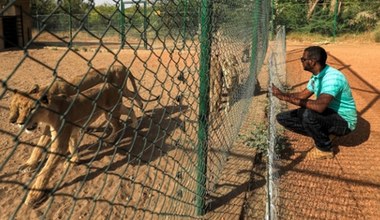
[307, 65, 357, 130]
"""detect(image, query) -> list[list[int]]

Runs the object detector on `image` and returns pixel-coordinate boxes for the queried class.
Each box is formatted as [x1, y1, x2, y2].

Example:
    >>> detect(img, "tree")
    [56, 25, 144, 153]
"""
[31, 0, 93, 15]
[58, 0, 92, 14]
[307, 0, 342, 20]
[31, 0, 57, 15]
[276, 0, 380, 35]
[155, 0, 200, 34]
[307, 0, 319, 20]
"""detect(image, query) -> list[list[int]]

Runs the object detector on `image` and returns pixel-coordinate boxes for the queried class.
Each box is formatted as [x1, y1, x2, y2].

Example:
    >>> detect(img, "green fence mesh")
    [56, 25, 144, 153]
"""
[0, 0, 271, 218]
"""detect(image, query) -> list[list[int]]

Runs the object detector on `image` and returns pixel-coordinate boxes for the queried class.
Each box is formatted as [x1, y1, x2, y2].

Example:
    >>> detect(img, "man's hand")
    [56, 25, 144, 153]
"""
[271, 84, 284, 100]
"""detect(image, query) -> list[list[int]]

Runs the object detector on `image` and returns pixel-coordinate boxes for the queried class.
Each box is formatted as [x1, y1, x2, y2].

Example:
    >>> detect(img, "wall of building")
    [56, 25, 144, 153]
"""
[0, 0, 32, 50]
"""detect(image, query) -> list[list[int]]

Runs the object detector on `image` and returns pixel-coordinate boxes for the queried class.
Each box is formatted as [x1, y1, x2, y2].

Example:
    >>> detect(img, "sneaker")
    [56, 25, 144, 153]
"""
[306, 147, 334, 160]
[329, 134, 337, 141]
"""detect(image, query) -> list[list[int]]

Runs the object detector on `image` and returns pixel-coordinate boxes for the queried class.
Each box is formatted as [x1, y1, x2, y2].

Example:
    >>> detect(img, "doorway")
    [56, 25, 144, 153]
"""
[3, 16, 18, 48]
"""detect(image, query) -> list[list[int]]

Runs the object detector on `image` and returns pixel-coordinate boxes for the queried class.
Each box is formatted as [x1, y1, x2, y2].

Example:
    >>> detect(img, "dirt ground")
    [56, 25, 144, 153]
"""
[0, 39, 379, 219]
[0, 46, 202, 219]
[276, 41, 380, 219]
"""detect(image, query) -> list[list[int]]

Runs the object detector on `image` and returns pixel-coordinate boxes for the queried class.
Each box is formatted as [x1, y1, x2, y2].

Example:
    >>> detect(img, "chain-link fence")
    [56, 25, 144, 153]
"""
[0, 0, 271, 218]
[268, 25, 286, 220]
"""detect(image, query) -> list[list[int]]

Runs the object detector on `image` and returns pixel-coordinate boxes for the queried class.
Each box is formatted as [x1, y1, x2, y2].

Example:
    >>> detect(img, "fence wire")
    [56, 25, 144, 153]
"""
[0, 0, 271, 219]
[267, 25, 286, 220]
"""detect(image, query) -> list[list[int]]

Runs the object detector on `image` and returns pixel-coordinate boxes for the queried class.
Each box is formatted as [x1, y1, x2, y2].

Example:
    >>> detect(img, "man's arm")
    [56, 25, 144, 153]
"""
[271, 84, 333, 113]
[272, 84, 313, 99]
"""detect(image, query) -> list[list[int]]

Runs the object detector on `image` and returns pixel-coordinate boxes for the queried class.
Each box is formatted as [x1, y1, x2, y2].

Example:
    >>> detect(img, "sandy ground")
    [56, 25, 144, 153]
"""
[0, 46, 202, 219]
[0, 39, 379, 219]
[0, 38, 252, 219]
[276, 41, 380, 219]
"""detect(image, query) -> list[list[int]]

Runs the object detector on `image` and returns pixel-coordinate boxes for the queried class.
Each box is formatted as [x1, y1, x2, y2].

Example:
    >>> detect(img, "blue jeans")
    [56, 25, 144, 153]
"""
[276, 108, 352, 152]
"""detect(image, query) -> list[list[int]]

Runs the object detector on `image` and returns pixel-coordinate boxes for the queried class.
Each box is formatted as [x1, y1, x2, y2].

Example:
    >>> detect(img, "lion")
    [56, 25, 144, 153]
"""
[9, 81, 144, 207]
[209, 43, 241, 113]
[38, 65, 155, 110]
[9, 65, 159, 171]
[209, 52, 224, 113]
[219, 53, 241, 112]
[8, 65, 159, 207]
[209, 29, 242, 113]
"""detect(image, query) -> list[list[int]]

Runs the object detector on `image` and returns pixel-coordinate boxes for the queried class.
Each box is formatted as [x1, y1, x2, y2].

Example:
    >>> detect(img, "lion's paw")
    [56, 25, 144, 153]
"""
[25, 189, 48, 208]
[19, 163, 37, 173]
[70, 155, 79, 164]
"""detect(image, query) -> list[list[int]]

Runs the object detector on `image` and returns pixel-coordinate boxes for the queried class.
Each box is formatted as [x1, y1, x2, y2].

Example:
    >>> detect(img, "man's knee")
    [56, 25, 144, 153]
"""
[276, 112, 287, 126]
[302, 109, 318, 124]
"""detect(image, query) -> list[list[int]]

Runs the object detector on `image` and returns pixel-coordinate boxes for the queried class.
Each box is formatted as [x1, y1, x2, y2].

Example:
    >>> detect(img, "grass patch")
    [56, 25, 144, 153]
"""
[287, 30, 380, 43]
[286, 32, 330, 43]
[239, 123, 291, 163]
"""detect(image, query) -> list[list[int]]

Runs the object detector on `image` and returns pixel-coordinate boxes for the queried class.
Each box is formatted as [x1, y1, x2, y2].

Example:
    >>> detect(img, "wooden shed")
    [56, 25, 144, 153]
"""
[0, 0, 32, 49]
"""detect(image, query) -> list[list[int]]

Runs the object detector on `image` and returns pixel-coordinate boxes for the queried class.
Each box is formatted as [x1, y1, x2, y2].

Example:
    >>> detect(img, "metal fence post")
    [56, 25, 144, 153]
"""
[196, 0, 212, 216]
[333, 0, 339, 42]
[119, 1, 126, 48]
[249, 0, 260, 78]
[68, 0, 72, 47]
[143, 1, 148, 49]
[270, 0, 276, 40]
[182, 0, 188, 48]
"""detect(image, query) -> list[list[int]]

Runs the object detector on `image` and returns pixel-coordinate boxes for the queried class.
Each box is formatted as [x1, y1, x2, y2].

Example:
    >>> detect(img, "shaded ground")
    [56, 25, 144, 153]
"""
[0, 47, 202, 219]
[0, 40, 254, 219]
[277, 42, 380, 219]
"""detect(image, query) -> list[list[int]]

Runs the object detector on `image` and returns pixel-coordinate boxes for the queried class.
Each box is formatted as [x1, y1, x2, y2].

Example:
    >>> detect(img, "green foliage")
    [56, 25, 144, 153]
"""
[31, 0, 56, 15]
[86, 1, 200, 39]
[32, 0, 98, 33]
[275, 1, 380, 36]
[239, 124, 290, 156]
[275, 3, 308, 33]
[240, 124, 268, 155]
[155, 0, 200, 37]
[304, 5, 335, 35]
[87, 5, 119, 30]
[213, 0, 254, 40]
[31, 0, 91, 15]
[58, 0, 92, 14]
[337, 1, 378, 33]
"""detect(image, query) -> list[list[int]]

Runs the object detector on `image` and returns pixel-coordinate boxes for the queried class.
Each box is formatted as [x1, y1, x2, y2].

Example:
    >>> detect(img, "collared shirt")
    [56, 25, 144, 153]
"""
[307, 65, 357, 130]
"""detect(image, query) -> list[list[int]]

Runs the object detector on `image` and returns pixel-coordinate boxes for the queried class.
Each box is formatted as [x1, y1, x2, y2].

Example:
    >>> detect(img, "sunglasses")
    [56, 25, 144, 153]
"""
[300, 57, 311, 62]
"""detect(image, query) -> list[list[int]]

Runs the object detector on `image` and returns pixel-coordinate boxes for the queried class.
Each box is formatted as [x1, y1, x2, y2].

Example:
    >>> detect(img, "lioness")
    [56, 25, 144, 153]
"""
[9, 82, 141, 207]
[37, 65, 155, 110]
[220, 53, 241, 112]
[9, 65, 159, 171]
[209, 30, 242, 113]
[209, 47, 240, 113]
[8, 65, 159, 206]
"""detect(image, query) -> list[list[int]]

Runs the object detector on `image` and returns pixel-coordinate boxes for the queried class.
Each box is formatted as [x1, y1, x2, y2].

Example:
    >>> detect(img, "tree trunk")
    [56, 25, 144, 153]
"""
[307, 0, 320, 20]
[330, 0, 336, 13]
[330, 0, 341, 15]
